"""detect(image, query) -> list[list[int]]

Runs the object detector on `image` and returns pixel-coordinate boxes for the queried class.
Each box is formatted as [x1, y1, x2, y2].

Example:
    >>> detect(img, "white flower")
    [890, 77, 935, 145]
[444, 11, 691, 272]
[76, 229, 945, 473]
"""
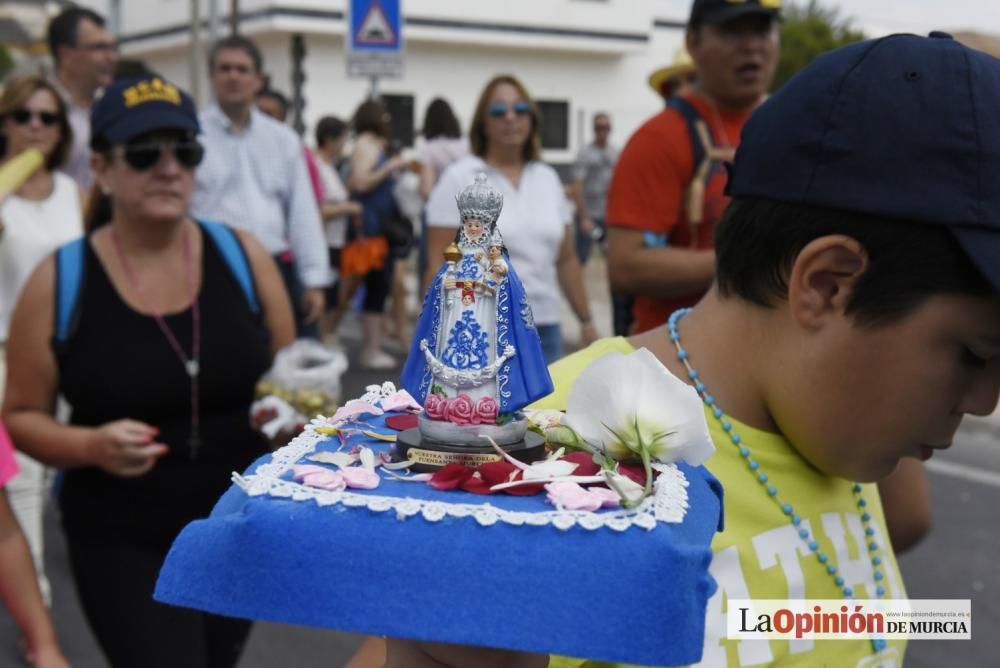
[564, 347, 715, 467]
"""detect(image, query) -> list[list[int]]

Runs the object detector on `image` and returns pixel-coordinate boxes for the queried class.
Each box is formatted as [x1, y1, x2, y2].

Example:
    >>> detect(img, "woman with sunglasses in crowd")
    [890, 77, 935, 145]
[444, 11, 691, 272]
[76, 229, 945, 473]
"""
[0, 75, 84, 620]
[423, 75, 598, 364]
[2, 75, 294, 667]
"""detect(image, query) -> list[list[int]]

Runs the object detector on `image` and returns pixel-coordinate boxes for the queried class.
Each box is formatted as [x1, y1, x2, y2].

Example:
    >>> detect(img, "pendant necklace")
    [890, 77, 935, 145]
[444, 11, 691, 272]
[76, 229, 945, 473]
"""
[111, 224, 202, 459]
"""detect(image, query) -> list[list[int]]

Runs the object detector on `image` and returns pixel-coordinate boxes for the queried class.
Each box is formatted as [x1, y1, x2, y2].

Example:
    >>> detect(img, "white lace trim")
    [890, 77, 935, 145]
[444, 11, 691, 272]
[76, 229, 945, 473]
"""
[232, 417, 690, 532]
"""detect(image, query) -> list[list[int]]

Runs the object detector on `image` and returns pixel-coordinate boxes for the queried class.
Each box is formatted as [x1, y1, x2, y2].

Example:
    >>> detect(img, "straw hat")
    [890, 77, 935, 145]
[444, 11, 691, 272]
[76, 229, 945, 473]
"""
[647, 47, 696, 96]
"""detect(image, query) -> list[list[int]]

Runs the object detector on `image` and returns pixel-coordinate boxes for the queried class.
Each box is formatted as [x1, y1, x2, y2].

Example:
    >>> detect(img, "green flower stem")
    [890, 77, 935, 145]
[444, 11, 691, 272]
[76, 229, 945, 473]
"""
[603, 470, 634, 508]
[639, 446, 653, 499]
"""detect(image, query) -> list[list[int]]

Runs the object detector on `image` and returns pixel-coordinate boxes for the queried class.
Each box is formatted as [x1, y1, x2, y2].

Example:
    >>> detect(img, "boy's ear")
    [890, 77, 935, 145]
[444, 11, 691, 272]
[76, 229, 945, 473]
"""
[787, 235, 868, 330]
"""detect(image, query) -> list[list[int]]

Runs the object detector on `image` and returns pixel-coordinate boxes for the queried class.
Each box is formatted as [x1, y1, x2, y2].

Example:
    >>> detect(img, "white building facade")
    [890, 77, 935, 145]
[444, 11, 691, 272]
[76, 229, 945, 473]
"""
[74, 0, 692, 169]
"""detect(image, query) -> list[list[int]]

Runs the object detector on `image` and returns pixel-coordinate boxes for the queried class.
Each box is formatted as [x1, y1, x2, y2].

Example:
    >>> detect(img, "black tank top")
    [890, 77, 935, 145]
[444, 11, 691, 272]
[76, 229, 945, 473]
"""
[57, 225, 272, 539]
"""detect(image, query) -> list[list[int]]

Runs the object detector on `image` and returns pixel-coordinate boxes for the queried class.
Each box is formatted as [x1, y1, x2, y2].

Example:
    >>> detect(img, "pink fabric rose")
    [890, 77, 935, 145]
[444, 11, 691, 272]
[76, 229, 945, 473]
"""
[445, 394, 475, 425]
[339, 466, 381, 490]
[292, 465, 346, 491]
[424, 394, 447, 420]
[475, 397, 499, 425]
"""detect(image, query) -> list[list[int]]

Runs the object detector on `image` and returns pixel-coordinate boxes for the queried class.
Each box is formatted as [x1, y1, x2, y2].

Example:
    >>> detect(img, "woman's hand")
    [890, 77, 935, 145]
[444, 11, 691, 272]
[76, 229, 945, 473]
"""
[580, 321, 600, 347]
[85, 419, 168, 477]
[27, 642, 70, 668]
[346, 201, 363, 216]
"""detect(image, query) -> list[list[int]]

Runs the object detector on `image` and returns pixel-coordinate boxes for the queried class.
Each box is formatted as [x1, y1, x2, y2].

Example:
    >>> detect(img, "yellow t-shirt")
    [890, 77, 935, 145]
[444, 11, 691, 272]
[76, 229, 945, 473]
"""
[539, 338, 908, 668]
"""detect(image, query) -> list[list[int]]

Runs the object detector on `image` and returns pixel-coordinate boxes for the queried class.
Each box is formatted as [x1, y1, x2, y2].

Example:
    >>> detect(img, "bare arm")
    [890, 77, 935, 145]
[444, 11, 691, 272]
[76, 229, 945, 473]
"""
[320, 200, 362, 222]
[878, 459, 932, 554]
[0, 491, 68, 667]
[555, 227, 598, 344]
[236, 229, 296, 355]
[569, 177, 594, 237]
[1, 257, 167, 472]
[605, 226, 715, 299]
[348, 137, 402, 193]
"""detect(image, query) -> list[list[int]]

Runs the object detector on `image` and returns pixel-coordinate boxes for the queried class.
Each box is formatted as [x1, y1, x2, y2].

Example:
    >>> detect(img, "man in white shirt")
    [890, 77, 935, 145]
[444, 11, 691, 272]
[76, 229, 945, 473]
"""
[47, 6, 119, 191]
[191, 36, 330, 338]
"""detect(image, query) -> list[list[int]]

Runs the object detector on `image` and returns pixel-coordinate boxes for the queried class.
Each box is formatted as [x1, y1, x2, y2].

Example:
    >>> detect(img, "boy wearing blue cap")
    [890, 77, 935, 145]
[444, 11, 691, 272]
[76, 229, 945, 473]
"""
[376, 31, 1000, 668]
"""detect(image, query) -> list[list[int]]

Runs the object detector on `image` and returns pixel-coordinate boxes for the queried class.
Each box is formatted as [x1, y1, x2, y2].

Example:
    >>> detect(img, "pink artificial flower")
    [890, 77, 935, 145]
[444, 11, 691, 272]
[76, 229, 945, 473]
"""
[381, 390, 422, 413]
[424, 394, 447, 420]
[445, 394, 475, 426]
[339, 466, 381, 490]
[474, 396, 499, 425]
[292, 464, 346, 491]
[587, 486, 622, 508]
[545, 481, 603, 511]
[329, 399, 384, 424]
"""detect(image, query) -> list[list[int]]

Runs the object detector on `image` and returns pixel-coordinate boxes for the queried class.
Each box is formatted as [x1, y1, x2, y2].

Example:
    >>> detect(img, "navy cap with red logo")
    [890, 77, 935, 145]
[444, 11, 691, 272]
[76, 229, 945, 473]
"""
[727, 31, 1000, 293]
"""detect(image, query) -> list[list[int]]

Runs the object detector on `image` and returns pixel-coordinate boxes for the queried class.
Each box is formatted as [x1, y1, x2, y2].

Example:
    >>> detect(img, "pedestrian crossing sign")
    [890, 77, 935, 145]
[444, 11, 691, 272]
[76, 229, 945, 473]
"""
[347, 0, 404, 77]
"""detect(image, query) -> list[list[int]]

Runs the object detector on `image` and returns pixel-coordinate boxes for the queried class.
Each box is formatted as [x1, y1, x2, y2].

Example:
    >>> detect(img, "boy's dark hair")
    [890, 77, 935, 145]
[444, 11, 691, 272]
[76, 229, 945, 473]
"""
[209, 35, 263, 73]
[715, 197, 993, 328]
[352, 99, 390, 139]
[257, 88, 289, 114]
[422, 98, 461, 140]
[315, 116, 347, 148]
[48, 7, 107, 65]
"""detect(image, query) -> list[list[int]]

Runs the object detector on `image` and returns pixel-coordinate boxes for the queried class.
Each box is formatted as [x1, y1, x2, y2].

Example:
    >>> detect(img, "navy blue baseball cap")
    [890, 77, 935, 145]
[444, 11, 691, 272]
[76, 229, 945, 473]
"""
[727, 32, 1000, 292]
[90, 75, 199, 147]
[689, 0, 782, 27]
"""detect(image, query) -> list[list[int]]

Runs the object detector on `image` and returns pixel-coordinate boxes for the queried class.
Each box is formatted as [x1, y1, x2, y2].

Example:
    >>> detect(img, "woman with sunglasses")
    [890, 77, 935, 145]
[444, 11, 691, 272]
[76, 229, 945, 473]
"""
[2, 75, 294, 667]
[0, 75, 84, 619]
[423, 75, 598, 364]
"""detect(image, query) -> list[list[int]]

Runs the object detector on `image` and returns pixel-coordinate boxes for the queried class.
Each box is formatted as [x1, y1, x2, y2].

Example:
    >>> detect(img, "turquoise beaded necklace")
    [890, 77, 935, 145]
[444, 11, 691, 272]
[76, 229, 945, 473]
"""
[668, 308, 888, 655]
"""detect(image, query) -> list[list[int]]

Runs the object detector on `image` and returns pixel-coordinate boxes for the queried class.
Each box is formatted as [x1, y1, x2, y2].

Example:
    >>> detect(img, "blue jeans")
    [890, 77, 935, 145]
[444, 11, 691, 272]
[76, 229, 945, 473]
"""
[536, 324, 563, 365]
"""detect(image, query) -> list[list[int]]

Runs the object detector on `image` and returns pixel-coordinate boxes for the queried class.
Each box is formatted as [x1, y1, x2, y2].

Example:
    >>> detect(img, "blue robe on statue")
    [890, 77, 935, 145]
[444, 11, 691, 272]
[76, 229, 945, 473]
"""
[402, 251, 553, 415]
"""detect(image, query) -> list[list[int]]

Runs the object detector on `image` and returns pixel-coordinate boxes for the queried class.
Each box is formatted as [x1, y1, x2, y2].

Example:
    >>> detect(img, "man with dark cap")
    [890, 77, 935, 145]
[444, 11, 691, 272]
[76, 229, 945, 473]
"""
[606, 0, 780, 335]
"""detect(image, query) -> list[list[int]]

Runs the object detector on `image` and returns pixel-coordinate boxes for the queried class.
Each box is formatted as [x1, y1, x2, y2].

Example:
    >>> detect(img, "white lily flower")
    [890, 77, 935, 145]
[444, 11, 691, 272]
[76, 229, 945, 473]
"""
[564, 347, 715, 467]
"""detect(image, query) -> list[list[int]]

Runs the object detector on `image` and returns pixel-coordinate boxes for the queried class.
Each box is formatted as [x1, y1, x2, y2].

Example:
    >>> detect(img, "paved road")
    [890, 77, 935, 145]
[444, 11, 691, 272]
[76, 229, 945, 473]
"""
[2, 257, 997, 666]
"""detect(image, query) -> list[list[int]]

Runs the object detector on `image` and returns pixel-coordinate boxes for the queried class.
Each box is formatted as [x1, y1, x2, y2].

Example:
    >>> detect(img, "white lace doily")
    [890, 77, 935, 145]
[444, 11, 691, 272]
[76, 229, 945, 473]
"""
[232, 417, 691, 532]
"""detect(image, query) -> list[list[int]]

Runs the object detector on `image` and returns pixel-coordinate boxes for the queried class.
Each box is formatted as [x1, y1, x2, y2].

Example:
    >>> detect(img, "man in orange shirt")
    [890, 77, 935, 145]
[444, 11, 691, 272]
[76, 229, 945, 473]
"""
[606, 0, 781, 333]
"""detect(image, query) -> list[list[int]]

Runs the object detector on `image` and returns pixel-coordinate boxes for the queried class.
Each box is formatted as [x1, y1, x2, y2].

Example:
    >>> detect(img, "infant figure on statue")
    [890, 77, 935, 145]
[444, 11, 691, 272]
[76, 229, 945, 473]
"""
[400, 173, 552, 459]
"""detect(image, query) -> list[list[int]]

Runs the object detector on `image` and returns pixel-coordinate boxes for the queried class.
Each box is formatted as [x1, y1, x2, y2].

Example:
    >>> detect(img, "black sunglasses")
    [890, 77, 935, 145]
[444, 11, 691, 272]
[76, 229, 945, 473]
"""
[10, 109, 59, 127]
[117, 140, 205, 171]
[487, 101, 532, 118]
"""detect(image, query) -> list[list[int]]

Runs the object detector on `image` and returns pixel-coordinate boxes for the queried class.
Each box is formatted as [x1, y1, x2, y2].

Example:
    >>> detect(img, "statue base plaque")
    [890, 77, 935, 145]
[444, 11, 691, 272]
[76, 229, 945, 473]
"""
[394, 428, 547, 473]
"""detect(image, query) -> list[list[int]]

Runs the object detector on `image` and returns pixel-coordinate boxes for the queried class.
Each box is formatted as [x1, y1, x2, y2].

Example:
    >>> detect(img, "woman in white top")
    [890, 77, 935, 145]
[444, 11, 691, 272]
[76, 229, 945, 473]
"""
[423, 75, 598, 364]
[0, 76, 84, 612]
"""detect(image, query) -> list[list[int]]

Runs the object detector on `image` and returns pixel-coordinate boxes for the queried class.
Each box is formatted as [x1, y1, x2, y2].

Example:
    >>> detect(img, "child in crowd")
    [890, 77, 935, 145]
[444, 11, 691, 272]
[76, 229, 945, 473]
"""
[0, 421, 68, 668]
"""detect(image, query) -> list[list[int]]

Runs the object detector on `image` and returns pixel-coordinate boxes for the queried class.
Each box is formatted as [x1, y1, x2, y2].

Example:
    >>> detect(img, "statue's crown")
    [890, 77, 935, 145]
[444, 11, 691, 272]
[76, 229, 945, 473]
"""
[456, 172, 504, 227]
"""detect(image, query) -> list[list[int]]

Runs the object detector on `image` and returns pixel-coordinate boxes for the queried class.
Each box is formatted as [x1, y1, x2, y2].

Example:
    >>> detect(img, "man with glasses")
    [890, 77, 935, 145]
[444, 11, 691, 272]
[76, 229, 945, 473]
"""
[191, 36, 330, 340]
[47, 6, 119, 191]
[605, 0, 780, 334]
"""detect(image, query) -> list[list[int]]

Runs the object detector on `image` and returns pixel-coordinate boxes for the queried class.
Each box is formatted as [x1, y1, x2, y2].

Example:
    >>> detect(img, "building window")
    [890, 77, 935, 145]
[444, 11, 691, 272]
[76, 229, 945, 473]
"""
[382, 94, 415, 148]
[536, 100, 569, 150]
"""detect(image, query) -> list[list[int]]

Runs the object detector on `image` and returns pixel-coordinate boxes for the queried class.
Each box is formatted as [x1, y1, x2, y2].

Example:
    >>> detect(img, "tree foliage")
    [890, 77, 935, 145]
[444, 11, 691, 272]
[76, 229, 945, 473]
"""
[773, 0, 866, 91]
[0, 46, 15, 83]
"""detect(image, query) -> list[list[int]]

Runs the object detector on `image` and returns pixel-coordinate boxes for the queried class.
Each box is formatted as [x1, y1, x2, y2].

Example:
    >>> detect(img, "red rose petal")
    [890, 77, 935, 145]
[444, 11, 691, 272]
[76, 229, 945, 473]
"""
[560, 451, 600, 477]
[476, 460, 519, 486]
[460, 474, 494, 495]
[385, 414, 419, 431]
[503, 471, 545, 496]
[428, 463, 475, 490]
[618, 463, 659, 487]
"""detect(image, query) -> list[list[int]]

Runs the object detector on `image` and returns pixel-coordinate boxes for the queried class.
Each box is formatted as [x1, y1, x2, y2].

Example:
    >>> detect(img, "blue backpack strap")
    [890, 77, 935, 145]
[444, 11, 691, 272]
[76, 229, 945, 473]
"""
[198, 220, 260, 315]
[55, 238, 86, 344]
[666, 97, 708, 174]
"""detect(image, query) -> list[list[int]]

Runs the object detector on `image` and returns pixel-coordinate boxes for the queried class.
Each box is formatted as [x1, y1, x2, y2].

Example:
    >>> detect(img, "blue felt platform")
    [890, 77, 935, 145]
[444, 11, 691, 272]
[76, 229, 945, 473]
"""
[154, 415, 724, 666]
